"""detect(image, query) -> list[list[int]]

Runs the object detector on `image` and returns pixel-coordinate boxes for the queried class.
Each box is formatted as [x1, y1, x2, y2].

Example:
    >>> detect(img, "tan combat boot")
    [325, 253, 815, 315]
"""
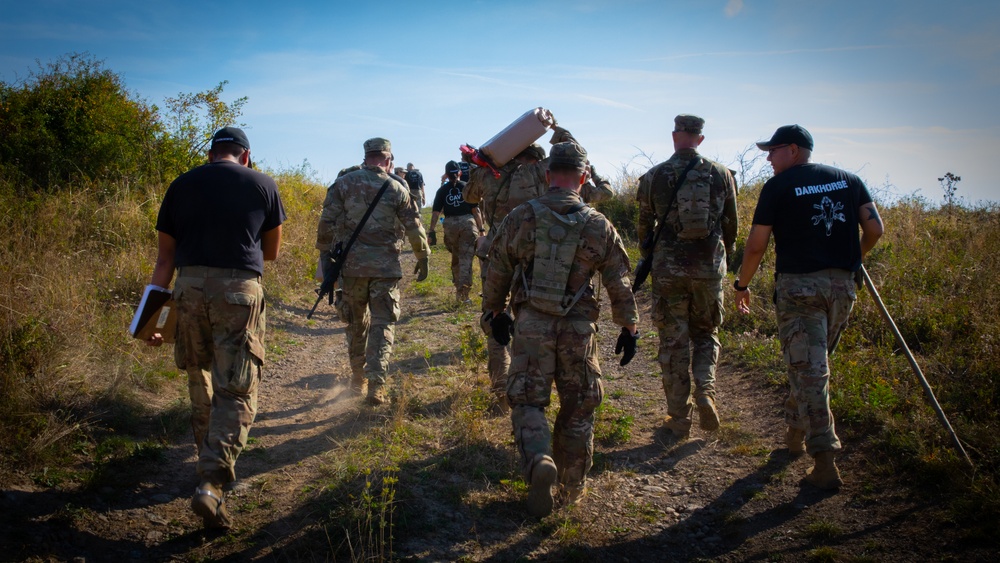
[527, 455, 557, 518]
[489, 392, 511, 416]
[350, 371, 366, 394]
[663, 416, 691, 439]
[562, 483, 587, 507]
[804, 451, 843, 490]
[785, 426, 806, 455]
[366, 382, 387, 406]
[191, 482, 232, 530]
[696, 396, 720, 431]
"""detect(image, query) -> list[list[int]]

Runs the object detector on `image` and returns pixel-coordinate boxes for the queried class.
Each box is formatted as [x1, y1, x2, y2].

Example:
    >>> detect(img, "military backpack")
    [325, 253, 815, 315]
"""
[668, 159, 715, 240]
[523, 199, 594, 316]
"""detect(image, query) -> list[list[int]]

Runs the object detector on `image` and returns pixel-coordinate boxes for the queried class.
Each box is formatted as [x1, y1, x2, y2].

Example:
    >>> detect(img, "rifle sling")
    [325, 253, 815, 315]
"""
[339, 178, 394, 263]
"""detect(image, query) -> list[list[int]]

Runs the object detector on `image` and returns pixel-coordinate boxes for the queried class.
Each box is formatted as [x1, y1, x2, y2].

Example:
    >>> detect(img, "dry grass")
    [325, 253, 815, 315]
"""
[0, 167, 325, 483]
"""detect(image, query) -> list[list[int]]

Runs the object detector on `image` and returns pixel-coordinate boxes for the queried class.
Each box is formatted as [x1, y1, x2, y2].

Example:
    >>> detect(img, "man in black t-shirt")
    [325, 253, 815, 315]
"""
[147, 126, 286, 529]
[404, 163, 425, 208]
[734, 124, 883, 491]
[431, 160, 485, 302]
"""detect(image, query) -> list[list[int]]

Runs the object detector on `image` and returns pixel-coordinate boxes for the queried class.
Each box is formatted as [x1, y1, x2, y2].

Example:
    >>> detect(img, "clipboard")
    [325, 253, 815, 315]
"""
[129, 285, 178, 343]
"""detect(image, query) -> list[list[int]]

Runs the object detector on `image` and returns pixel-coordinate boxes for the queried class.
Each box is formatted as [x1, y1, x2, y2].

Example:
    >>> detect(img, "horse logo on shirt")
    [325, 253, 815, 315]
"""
[812, 196, 845, 236]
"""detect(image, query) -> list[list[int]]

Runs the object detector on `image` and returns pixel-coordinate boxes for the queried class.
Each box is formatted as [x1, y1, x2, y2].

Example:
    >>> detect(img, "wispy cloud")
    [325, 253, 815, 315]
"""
[641, 45, 893, 62]
[575, 94, 642, 111]
[725, 0, 744, 17]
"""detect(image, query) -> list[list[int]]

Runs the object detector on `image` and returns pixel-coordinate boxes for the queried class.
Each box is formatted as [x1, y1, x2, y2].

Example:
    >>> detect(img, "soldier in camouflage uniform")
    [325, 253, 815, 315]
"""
[483, 142, 638, 517]
[318, 137, 430, 405]
[637, 115, 739, 439]
[735, 124, 883, 489]
[465, 128, 614, 413]
[147, 127, 286, 529]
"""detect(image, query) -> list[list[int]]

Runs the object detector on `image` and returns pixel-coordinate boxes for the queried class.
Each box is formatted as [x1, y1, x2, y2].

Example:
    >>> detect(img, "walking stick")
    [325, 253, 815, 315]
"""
[860, 265, 974, 471]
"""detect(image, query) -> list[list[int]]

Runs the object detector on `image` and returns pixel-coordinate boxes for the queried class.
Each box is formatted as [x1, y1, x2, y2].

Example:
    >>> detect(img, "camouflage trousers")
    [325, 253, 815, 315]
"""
[443, 215, 477, 292]
[479, 310, 511, 402]
[479, 248, 512, 401]
[173, 266, 266, 486]
[336, 276, 401, 384]
[776, 269, 856, 455]
[507, 307, 604, 490]
[651, 275, 724, 421]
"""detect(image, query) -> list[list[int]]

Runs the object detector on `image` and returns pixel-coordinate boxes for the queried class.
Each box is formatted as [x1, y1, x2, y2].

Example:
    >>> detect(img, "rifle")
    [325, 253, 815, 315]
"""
[632, 157, 701, 292]
[307, 178, 393, 319]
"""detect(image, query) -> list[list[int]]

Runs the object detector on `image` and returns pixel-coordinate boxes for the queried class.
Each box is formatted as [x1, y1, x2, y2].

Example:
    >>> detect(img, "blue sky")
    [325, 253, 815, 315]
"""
[2, 0, 998, 205]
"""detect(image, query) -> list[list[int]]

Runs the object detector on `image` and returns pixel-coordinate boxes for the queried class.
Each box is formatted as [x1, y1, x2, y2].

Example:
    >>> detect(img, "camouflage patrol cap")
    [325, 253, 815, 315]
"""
[674, 114, 705, 134]
[548, 142, 588, 169]
[363, 137, 392, 154]
[520, 143, 546, 161]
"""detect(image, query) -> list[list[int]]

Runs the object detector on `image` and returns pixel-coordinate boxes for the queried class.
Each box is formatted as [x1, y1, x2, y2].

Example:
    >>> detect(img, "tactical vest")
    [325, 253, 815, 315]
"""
[525, 199, 593, 316]
[669, 162, 715, 240]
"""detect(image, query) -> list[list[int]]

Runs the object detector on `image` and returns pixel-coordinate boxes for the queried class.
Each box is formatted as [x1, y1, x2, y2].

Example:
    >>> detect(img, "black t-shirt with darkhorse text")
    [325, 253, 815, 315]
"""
[752, 163, 873, 274]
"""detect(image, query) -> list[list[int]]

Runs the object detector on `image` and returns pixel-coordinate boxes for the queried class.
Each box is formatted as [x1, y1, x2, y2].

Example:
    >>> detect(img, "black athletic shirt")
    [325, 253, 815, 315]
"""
[404, 170, 424, 191]
[156, 160, 286, 276]
[752, 163, 873, 274]
[432, 180, 477, 217]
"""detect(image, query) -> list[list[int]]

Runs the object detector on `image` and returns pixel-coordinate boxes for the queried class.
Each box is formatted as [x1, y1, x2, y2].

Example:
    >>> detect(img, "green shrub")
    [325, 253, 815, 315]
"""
[0, 53, 176, 194]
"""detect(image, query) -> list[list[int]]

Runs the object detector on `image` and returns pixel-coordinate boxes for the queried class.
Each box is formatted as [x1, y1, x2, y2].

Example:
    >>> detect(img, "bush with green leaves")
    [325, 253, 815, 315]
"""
[0, 53, 178, 193]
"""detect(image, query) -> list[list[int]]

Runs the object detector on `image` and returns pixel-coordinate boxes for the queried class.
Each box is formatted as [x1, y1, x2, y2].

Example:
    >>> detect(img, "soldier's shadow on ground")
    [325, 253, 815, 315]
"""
[0, 380, 388, 562]
[0, 443, 209, 562]
[389, 350, 455, 377]
[198, 439, 524, 562]
[584, 450, 819, 561]
[593, 431, 706, 481]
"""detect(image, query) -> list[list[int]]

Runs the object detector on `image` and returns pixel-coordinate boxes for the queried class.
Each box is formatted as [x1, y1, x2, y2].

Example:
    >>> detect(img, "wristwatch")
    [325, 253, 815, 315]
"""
[733, 279, 749, 292]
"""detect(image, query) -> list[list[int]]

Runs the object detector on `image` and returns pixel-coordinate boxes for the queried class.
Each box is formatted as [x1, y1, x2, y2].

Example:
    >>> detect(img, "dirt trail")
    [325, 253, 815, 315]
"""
[1, 255, 992, 562]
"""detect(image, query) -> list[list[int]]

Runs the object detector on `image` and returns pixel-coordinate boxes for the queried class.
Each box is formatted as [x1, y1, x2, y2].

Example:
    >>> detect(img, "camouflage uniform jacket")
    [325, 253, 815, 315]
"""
[483, 188, 638, 326]
[320, 165, 428, 278]
[636, 148, 738, 279]
[464, 159, 614, 231]
[316, 164, 363, 251]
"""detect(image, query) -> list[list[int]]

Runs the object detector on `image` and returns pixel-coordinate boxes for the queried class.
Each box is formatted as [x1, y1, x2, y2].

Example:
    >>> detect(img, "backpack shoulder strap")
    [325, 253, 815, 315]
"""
[648, 156, 701, 248]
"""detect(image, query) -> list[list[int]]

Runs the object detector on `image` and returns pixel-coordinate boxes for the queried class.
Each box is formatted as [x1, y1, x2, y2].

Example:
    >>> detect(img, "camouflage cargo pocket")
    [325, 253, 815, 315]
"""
[334, 290, 350, 324]
[710, 294, 724, 328]
[778, 317, 812, 370]
[230, 331, 265, 395]
[388, 285, 401, 323]
[506, 350, 550, 407]
[224, 291, 265, 394]
[171, 285, 192, 370]
[572, 321, 601, 393]
[506, 354, 531, 405]
[579, 329, 604, 410]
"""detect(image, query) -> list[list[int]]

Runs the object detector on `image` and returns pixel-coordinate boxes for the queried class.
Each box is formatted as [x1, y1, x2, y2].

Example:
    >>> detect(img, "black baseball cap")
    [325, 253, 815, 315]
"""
[445, 160, 461, 174]
[211, 127, 250, 150]
[756, 124, 813, 151]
